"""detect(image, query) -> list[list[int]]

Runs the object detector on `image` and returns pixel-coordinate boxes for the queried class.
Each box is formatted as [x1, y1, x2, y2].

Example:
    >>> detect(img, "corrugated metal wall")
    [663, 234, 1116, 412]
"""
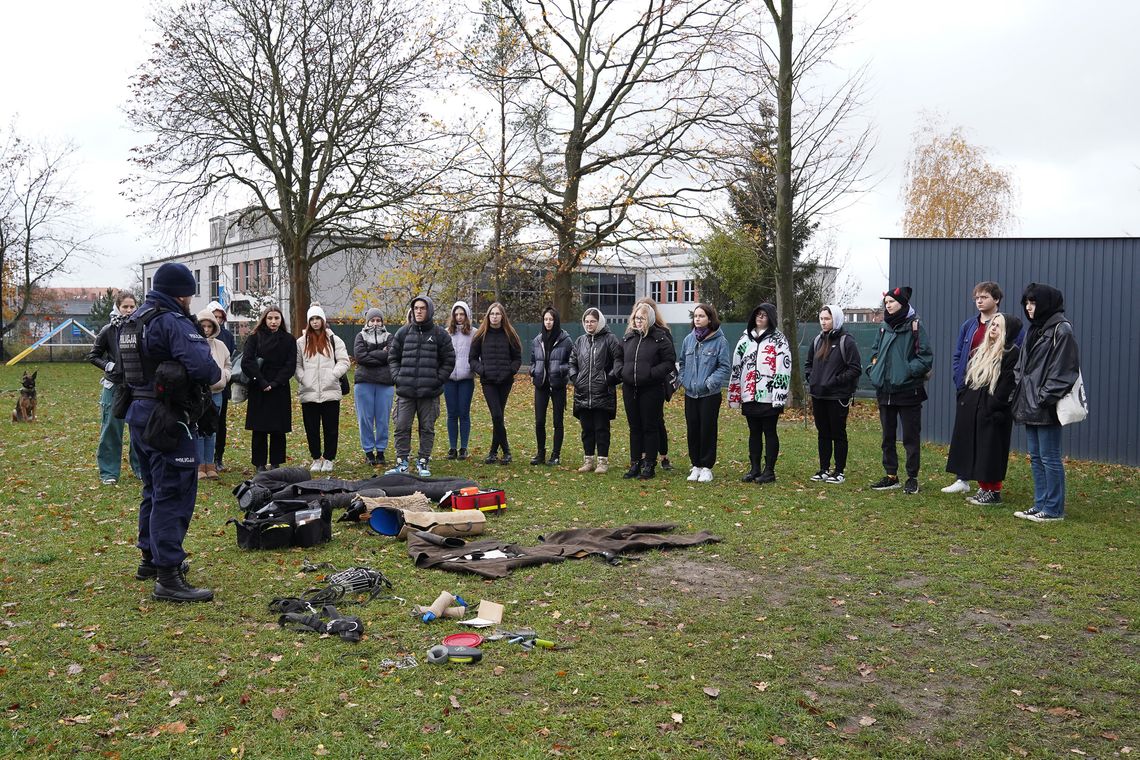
[889, 238, 1138, 466]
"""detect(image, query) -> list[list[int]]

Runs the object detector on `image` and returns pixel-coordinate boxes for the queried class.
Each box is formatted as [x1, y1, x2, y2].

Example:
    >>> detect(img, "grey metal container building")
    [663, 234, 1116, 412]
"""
[888, 237, 1138, 466]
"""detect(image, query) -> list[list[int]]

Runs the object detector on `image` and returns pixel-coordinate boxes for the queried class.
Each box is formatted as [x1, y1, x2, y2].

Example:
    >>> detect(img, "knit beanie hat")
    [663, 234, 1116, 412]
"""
[307, 302, 327, 323]
[885, 286, 912, 310]
[364, 307, 383, 322]
[152, 263, 197, 297]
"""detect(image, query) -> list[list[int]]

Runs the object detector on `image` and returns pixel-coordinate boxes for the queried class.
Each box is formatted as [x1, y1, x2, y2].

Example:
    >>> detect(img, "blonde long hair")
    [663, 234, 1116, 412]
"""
[964, 314, 1007, 394]
[626, 303, 654, 336]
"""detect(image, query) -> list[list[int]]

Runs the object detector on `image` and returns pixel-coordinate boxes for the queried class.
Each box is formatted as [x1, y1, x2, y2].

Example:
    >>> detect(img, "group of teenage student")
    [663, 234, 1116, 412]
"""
[89, 280, 1081, 524]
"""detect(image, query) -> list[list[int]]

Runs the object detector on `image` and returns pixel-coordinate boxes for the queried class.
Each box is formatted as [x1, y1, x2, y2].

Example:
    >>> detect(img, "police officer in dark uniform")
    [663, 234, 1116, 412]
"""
[123, 263, 221, 602]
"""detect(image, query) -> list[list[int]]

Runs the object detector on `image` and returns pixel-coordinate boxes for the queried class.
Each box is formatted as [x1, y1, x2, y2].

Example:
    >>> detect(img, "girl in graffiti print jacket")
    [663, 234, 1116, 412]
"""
[728, 303, 791, 484]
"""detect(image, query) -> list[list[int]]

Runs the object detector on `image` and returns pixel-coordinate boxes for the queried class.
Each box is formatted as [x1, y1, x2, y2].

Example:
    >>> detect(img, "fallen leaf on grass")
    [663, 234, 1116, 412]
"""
[99, 672, 113, 685]
[858, 716, 876, 726]
[656, 722, 678, 734]
[271, 707, 289, 721]
[449, 695, 461, 710]
[751, 681, 769, 692]
[1085, 626, 1099, 633]
[168, 696, 182, 707]
[702, 687, 719, 698]
[492, 666, 505, 676]
[797, 698, 822, 716]
[1100, 732, 1119, 740]
[1045, 707, 1081, 718]
[59, 715, 92, 725]
[66, 663, 82, 676]
[1015, 703, 1040, 713]
[671, 713, 683, 724]
[151, 721, 187, 736]
[771, 736, 787, 746]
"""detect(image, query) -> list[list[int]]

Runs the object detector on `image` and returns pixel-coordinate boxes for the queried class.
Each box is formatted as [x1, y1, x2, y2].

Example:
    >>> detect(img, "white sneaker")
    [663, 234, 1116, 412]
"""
[309, 458, 324, 472]
[941, 479, 970, 494]
[322, 459, 334, 473]
[687, 466, 701, 482]
[697, 467, 713, 483]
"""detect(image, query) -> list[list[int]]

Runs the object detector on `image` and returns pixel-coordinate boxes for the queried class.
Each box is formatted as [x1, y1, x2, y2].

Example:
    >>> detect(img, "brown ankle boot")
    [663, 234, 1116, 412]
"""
[205, 464, 220, 479]
[197, 464, 207, 479]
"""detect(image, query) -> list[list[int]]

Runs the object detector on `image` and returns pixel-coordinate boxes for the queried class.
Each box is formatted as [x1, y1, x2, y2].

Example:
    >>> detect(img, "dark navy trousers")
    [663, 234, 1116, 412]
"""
[128, 400, 199, 568]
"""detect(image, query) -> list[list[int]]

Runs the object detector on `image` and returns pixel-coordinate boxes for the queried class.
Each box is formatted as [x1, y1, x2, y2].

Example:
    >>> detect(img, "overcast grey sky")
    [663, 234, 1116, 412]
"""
[2, 0, 1138, 305]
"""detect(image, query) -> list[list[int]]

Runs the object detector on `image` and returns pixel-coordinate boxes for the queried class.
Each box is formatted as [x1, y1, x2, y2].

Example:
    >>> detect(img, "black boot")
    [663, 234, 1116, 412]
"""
[153, 566, 214, 603]
[623, 459, 643, 479]
[638, 459, 656, 480]
[756, 468, 777, 484]
[458, 447, 469, 460]
[447, 448, 458, 460]
[660, 457, 673, 471]
[530, 451, 546, 465]
[740, 453, 762, 482]
[136, 557, 189, 581]
[547, 452, 561, 466]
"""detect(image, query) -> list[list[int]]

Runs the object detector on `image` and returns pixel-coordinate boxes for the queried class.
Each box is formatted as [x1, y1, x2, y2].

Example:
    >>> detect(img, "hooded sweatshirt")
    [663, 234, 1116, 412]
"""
[388, 295, 456, 398]
[569, 311, 623, 417]
[448, 301, 475, 381]
[806, 304, 863, 400]
[1012, 284, 1080, 425]
[196, 309, 233, 393]
[205, 299, 236, 354]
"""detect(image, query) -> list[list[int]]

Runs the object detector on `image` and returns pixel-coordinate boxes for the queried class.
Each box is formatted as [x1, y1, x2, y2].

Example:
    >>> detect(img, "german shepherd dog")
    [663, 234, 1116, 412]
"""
[12, 370, 37, 422]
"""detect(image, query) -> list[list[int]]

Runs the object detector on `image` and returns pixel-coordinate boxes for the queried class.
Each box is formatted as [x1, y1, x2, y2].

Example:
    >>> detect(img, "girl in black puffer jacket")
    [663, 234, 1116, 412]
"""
[621, 302, 676, 480]
[805, 305, 863, 483]
[570, 308, 623, 473]
[470, 302, 522, 464]
[529, 306, 573, 465]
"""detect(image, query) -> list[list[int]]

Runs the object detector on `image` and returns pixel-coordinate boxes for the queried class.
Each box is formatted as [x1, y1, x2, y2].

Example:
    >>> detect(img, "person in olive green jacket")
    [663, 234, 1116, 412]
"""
[866, 286, 934, 495]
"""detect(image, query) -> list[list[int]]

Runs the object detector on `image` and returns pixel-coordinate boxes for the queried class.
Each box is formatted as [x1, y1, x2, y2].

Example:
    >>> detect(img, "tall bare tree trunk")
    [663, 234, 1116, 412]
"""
[770, 0, 803, 405]
[286, 236, 311, 335]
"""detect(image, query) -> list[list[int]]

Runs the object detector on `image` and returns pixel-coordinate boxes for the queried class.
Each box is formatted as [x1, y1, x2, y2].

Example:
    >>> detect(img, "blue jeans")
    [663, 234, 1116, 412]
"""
[1025, 424, 1065, 517]
[355, 382, 395, 454]
[443, 378, 475, 449]
[196, 392, 224, 465]
[97, 385, 141, 480]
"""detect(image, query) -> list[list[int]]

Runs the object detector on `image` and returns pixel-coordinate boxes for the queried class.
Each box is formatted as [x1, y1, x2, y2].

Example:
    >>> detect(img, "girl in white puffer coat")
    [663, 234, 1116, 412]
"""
[295, 303, 350, 472]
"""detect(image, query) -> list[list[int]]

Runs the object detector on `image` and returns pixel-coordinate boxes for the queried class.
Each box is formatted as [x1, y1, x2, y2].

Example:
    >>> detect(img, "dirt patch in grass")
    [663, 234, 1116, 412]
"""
[633, 557, 774, 604]
[892, 573, 934, 590]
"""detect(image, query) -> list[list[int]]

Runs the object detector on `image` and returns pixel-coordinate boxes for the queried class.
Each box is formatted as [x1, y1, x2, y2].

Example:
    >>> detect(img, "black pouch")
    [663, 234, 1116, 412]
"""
[292, 504, 332, 548]
[229, 515, 295, 550]
[143, 404, 190, 453]
[111, 384, 133, 420]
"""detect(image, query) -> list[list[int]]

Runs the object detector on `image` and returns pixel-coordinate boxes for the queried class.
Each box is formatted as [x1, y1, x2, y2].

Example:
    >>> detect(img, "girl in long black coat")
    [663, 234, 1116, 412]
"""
[242, 306, 297, 470]
[945, 313, 1022, 506]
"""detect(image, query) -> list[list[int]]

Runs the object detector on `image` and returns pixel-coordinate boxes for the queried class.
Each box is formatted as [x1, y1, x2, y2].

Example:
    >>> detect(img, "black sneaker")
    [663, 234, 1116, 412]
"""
[809, 469, 828, 482]
[547, 456, 560, 466]
[637, 461, 656, 480]
[740, 470, 760, 483]
[365, 451, 377, 466]
[484, 453, 499, 465]
[458, 448, 469, 460]
[870, 475, 900, 490]
[376, 451, 386, 465]
[660, 457, 674, 471]
[447, 448, 458, 461]
[968, 489, 1003, 506]
[903, 477, 919, 495]
[500, 453, 512, 465]
[824, 470, 845, 484]
[1014, 506, 1040, 520]
[623, 461, 643, 479]
[1024, 511, 1064, 523]
[530, 454, 546, 465]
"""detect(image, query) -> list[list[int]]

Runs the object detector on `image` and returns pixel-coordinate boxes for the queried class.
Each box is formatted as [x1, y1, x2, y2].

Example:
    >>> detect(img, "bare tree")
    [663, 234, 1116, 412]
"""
[732, 0, 874, 403]
[127, 0, 472, 333]
[459, 0, 543, 302]
[500, 0, 750, 317]
[0, 128, 95, 358]
[901, 115, 1017, 237]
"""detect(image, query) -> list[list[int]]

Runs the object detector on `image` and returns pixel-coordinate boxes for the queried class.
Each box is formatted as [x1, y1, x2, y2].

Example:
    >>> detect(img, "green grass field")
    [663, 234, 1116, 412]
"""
[1, 363, 1137, 759]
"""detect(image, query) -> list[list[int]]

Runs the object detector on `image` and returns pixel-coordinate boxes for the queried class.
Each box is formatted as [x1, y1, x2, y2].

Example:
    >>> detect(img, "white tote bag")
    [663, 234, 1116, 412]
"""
[1055, 371, 1088, 425]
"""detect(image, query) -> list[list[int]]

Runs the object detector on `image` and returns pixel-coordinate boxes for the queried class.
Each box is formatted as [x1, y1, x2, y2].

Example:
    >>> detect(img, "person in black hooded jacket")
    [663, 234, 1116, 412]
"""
[242, 306, 297, 471]
[385, 295, 456, 477]
[529, 306, 573, 465]
[1011, 283, 1081, 523]
[805, 304, 862, 483]
[621, 302, 677, 480]
[470, 301, 523, 464]
[569, 307, 623, 473]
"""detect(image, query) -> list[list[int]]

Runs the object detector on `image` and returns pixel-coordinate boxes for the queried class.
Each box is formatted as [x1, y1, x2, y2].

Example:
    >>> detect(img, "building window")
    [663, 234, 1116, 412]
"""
[232, 263, 240, 293]
[666, 281, 678, 303]
[264, 258, 274, 289]
[244, 261, 253, 292]
[578, 272, 636, 320]
[193, 269, 201, 296]
[146, 277, 152, 292]
[683, 279, 695, 302]
[209, 265, 220, 299]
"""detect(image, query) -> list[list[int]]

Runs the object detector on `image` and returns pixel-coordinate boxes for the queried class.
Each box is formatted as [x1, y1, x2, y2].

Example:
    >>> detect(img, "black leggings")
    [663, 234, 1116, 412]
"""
[623, 383, 665, 463]
[482, 380, 513, 455]
[812, 397, 851, 472]
[746, 414, 780, 472]
[578, 408, 612, 456]
[251, 431, 287, 467]
[535, 385, 567, 456]
[879, 403, 922, 478]
[684, 394, 722, 468]
[301, 400, 340, 460]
